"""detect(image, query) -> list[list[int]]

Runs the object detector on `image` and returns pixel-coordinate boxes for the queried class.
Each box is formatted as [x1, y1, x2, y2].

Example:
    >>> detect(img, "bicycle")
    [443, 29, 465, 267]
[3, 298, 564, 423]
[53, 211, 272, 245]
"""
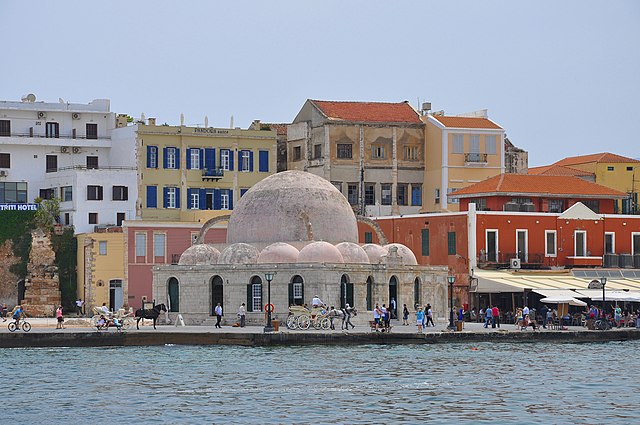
[8, 319, 32, 332]
[594, 319, 612, 331]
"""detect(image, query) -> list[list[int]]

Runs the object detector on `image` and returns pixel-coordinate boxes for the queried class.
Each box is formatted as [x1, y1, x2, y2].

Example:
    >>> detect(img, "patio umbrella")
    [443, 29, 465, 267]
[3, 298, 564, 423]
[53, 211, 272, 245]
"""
[539, 297, 587, 307]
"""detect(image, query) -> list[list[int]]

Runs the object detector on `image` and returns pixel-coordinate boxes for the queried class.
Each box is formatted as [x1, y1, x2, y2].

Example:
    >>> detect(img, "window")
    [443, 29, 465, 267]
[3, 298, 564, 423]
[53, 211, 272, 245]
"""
[147, 146, 158, 169]
[190, 190, 199, 209]
[249, 278, 262, 312]
[469, 135, 480, 153]
[545, 230, 557, 257]
[404, 146, 419, 160]
[46, 122, 59, 138]
[86, 156, 99, 169]
[485, 135, 497, 154]
[64, 213, 70, 225]
[221, 190, 229, 210]
[88, 213, 98, 224]
[46, 155, 58, 173]
[99, 241, 107, 256]
[0, 153, 9, 168]
[470, 197, 487, 210]
[604, 232, 615, 254]
[574, 231, 587, 257]
[39, 188, 54, 200]
[633, 233, 640, 255]
[153, 233, 166, 258]
[332, 182, 342, 192]
[607, 166, 614, 171]
[435, 188, 440, 204]
[190, 148, 201, 170]
[61, 186, 72, 202]
[486, 230, 498, 262]
[583, 200, 599, 213]
[0, 120, 9, 137]
[411, 184, 422, 206]
[166, 147, 177, 169]
[381, 184, 392, 205]
[421, 229, 429, 256]
[414, 278, 421, 308]
[448, 232, 456, 255]
[166, 187, 177, 209]
[372, 146, 385, 159]
[447, 188, 459, 204]
[452, 134, 464, 153]
[397, 184, 408, 206]
[548, 199, 564, 213]
[364, 183, 375, 205]
[117, 212, 125, 226]
[240, 150, 251, 171]
[146, 186, 157, 208]
[289, 275, 304, 306]
[259, 151, 269, 172]
[293, 146, 301, 161]
[112, 186, 128, 201]
[87, 185, 103, 200]
[347, 184, 358, 205]
[0, 182, 27, 203]
[135, 233, 147, 257]
[366, 277, 373, 311]
[220, 149, 230, 170]
[86, 123, 98, 140]
[313, 144, 322, 159]
[337, 144, 352, 159]
[364, 232, 373, 243]
[627, 166, 634, 172]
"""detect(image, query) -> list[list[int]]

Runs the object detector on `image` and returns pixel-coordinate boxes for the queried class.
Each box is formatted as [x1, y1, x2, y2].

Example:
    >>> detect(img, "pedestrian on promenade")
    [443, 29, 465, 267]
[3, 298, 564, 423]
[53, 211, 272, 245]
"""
[56, 305, 65, 329]
[238, 303, 246, 327]
[329, 306, 338, 330]
[479, 308, 485, 323]
[342, 304, 355, 330]
[539, 305, 548, 329]
[390, 297, 397, 319]
[214, 303, 223, 328]
[75, 299, 84, 316]
[484, 305, 493, 328]
[1, 303, 7, 322]
[425, 304, 435, 327]
[402, 304, 409, 325]
[492, 305, 500, 328]
[416, 307, 424, 333]
[381, 304, 390, 331]
[373, 304, 382, 331]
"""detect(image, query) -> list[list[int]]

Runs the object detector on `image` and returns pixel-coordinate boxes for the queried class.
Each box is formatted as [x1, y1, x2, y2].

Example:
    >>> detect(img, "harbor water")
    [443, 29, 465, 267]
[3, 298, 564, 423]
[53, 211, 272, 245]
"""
[4, 341, 639, 424]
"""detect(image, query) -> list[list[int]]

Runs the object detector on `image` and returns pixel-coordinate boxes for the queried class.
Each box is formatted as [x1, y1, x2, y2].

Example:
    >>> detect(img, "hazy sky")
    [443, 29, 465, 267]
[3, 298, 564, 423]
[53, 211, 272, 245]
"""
[2, 1, 638, 166]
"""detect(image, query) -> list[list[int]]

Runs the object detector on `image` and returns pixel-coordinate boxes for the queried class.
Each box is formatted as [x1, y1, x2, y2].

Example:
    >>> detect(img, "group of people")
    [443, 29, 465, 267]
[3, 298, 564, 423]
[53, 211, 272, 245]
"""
[480, 306, 501, 328]
[372, 303, 393, 331]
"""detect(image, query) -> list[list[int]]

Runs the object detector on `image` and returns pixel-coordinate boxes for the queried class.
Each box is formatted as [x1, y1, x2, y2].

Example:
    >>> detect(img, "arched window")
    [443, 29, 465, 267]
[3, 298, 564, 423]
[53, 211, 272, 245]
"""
[168, 277, 180, 312]
[366, 276, 373, 311]
[340, 274, 354, 309]
[247, 276, 262, 312]
[289, 275, 304, 306]
[414, 277, 421, 309]
[211, 276, 224, 316]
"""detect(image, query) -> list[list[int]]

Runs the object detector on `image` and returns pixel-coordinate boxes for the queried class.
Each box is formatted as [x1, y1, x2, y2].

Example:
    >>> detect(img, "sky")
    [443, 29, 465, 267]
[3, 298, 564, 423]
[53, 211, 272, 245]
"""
[1, 1, 638, 167]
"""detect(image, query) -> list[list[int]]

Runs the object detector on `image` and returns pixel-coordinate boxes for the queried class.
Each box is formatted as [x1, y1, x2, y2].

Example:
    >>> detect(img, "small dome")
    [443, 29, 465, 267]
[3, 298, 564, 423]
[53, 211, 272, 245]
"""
[362, 244, 389, 264]
[298, 241, 344, 264]
[335, 242, 369, 264]
[257, 242, 300, 264]
[178, 244, 220, 265]
[218, 243, 260, 264]
[384, 243, 418, 265]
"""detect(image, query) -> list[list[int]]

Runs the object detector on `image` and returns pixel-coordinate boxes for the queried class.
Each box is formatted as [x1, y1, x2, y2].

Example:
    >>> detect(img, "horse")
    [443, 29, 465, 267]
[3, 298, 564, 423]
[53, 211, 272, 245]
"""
[134, 303, 167, 330]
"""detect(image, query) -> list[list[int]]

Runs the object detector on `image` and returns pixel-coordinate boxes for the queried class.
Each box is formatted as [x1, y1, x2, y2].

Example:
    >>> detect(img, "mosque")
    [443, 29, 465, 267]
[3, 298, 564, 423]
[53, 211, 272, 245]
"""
[152, 171, 449, 326]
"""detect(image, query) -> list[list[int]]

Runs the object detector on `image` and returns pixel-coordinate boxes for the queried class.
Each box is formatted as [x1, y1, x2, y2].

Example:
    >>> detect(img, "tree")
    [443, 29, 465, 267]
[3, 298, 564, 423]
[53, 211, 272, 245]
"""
[33, 197, 60, 232]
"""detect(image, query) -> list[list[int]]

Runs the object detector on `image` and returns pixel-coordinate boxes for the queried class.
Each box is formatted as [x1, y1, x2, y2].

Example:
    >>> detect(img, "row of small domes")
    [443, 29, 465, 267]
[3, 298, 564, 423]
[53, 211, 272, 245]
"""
[179, 241, 417, 266]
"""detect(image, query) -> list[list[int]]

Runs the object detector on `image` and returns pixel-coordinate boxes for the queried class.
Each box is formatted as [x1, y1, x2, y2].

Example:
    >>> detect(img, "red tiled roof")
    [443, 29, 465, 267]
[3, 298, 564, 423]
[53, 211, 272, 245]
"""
[264, 123, 288, 136]
[431, 115, 502, 129]
[554, 152, 640, 166]
[450, 174, 627, 198]
[528, 165, 593, 177]
[310, 100, 422, 124]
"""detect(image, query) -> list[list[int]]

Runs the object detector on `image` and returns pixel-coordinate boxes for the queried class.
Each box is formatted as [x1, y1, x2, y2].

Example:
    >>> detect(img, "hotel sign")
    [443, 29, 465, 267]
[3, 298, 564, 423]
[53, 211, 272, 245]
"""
[193, 128, 229, 135]
[0, 203, 38, 211]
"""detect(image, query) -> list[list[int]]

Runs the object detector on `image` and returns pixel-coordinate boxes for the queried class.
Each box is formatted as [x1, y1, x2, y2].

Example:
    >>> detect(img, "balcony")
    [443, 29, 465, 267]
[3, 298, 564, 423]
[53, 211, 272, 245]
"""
[1, 130, 109, 141]
[202, 167, 224, 181]
[464, 153, 487, 165]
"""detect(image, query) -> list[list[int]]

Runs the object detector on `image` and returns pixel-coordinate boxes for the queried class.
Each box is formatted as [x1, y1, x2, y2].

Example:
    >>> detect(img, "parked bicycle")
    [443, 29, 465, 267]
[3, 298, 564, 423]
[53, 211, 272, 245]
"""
[8, 319, 31, 332]
[594, 318, 612, 331]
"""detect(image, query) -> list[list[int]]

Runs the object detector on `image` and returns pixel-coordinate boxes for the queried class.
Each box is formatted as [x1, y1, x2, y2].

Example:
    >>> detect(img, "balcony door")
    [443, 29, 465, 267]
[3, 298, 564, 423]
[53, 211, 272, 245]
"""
[516, 229, 528, 262]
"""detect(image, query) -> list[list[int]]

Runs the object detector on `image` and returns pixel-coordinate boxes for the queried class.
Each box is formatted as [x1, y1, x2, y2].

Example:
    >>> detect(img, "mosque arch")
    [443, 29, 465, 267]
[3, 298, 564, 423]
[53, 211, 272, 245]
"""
[168, 277, 180, 312]
[210, 275, 224, 316]
[195, 214, 231, 244]
[289, 275, 304, 306]
[340, 274, 354, 309]
[247, 276, 263, 312]
[356, 216, 389, 246]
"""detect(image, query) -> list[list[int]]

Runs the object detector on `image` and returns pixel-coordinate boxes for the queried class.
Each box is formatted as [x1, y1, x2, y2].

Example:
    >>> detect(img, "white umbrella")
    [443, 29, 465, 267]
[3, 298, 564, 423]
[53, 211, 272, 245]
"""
[539, 296, 587, 307]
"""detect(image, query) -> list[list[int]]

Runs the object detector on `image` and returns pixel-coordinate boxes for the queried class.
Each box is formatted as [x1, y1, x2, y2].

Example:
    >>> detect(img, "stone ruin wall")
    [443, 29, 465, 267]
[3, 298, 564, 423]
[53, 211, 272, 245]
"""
[0, 240, 20, 307]
[22, 230, 61, 316]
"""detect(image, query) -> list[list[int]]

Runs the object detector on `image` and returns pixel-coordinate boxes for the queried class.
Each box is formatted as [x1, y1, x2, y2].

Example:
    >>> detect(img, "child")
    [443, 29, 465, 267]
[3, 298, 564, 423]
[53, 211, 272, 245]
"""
[416, 307, 424, 333]
[56, 305, 65, 329]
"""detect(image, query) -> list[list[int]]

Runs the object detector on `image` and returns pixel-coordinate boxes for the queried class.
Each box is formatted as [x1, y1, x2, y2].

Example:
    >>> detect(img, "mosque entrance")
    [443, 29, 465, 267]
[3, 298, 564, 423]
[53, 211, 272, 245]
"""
[168, 277, 180, 312]
[340, 274, 353, 309]
[211, 276, 224, 315]
[389, 276, 398, 318]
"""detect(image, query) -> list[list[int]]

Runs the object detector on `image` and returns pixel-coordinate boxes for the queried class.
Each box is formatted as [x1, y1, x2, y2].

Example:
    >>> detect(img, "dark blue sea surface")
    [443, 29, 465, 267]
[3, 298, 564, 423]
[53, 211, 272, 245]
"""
[4, 341, 639, 424]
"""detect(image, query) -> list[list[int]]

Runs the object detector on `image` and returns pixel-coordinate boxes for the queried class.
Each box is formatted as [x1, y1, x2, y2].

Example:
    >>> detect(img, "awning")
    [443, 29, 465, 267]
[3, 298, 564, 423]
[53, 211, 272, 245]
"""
[539, 296, 588, 307]
[574, 289, 640, 302]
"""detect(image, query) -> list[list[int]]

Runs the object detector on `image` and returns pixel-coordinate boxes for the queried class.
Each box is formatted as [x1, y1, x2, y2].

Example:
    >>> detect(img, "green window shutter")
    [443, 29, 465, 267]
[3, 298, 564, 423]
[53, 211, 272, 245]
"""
[288, 283, 294, 307]
[246, 284, 252, 312]
[421, 229, 430, 256]
[364, 232, 372, 243]
[366, 281, 372, 311]
[448, 231, 456, 255]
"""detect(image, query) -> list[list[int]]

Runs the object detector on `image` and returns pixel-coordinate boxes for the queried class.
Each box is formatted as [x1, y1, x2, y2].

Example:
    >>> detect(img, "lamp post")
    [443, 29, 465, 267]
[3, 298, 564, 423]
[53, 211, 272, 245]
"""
[263, 272, 274, 333]
[601, 277, 607, 320]
[447, 275, 456, 330]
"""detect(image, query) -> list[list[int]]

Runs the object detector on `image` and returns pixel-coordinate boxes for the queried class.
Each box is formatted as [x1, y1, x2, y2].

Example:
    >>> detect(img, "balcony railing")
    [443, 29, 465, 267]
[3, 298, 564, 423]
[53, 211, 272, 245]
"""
[56, 165, 137, 172]
[1, 132, 109, 141]
[202, 168, 224, 180]
[464, 153, 488, 163]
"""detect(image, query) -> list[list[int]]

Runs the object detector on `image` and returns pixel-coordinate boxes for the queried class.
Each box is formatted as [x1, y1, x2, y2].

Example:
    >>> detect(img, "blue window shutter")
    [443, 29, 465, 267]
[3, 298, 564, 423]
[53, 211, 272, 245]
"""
[199, 189, 207, 209]
[240, 188, 248, 197]
[249, 151, 254, 172]
[228, 189, 233, 210]
[146, 146, 152, 168]
[205, 148, 215, 174]
[214, 189, 221, 210]
[199, 149, 205, 170]
[186, 149, 191, 170]
[186, 189, 192, 209]
[163, 187, 168, 208]
[228, 149, 234, 171]
[163, 148, 168, 169]
[259, 151, 269, 172]
[175, 148, 180, 170]
[146, 186, 157, 208]
[175, 187, 180, 209]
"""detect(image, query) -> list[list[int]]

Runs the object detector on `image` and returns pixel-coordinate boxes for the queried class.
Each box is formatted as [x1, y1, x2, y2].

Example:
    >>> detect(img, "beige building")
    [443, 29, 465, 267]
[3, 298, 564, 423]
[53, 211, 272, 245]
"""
[287, 100, 425, 217]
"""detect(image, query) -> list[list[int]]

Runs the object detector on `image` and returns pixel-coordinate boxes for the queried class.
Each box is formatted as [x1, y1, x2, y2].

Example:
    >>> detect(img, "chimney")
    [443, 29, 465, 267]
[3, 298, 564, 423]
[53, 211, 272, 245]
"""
[148, 117, 156, 126]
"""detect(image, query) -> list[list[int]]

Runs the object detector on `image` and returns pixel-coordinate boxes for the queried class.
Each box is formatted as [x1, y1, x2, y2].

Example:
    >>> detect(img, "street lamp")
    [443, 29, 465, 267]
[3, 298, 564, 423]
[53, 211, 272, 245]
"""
[447, 275, 456, 330]
[601, 277, 607, 320]
[263, 272, 274, 333]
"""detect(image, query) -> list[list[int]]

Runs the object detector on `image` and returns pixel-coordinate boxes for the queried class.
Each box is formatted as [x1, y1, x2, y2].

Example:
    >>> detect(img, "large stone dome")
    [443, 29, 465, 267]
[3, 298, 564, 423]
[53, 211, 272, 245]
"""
[335, 242, 370, 264]
[178, 244, 220, 265]
[384, 243, 418, 265]
[226, 171, 358, 244]
[297, 241, 344, 264]
[218, 243, 260, 264]
[257, 242, 300, 264]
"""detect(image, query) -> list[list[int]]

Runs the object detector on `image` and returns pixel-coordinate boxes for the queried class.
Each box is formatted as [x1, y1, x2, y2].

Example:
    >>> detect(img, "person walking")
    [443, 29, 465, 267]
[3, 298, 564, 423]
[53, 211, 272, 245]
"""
[484, 305, 493, 328]
[402, 304, 409, 325]
[425, 304, 435, 327]
[539, 305, 549, 329]
[373, 303, 382, 331]
[329, 306, 338, 330]
[75, 299, 84, 316]
[238, 303, 246, 327]
[214, 303, 223, 328]
[56, 305, 65, 329]
[390, 297, 397, 319]
[492, 305, 500, 328]
[416, 307, 424, 333]
[342, 304, 355, 330]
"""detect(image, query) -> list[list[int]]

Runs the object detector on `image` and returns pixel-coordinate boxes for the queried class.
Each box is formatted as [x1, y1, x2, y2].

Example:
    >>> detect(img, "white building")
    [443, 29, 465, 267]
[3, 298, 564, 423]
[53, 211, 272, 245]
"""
[0, 94, 137, 233]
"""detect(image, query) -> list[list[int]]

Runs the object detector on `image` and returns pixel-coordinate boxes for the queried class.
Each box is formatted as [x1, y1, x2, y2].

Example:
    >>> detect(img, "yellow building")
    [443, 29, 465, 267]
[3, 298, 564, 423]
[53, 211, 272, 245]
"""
[76, 229, 126, 313]
[531, 152, 640, 214]
[124, 120, 277, 223]
[423, 113, 506, 212]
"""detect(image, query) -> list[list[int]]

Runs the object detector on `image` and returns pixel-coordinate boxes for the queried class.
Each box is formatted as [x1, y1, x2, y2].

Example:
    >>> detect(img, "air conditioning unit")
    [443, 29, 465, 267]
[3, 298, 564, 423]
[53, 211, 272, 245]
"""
[60, 146, 69, 153]
[0, 170, 7, 177]
[72, 113, 81, 120]
[72, 147, 80, 154]
[37, 111, 46, 119]
[510, 258, 521, 269]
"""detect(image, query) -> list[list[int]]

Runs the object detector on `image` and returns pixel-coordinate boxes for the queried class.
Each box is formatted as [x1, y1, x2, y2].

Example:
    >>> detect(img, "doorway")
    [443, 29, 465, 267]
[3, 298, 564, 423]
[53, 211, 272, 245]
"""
[109, 279, 123, 311]
[168, 277, 179, 312]
[486, 230, 498, 262]
[389, 276, 398, 318]
[516, 230, 528, 262]
[211, 276, 224, 315]
[340, 274, 353, 309]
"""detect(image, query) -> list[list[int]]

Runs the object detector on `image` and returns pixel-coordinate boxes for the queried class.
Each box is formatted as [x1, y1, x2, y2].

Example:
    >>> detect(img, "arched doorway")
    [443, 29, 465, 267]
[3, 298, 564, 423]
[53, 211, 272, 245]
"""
[289, 275, 304, 306]
[211, 275, 224, 316]
[389, 276, 398, 318]
[247, 276, 262, 312]
[168, 277, 179, 312]
[340, 274, 354, 309]
[366, 276, 373, 311]
[414, 277, 421, 309]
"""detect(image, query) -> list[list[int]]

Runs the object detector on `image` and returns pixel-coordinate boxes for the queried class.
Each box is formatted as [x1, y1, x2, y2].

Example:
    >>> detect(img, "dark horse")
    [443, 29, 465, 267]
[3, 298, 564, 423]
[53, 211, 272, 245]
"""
[135, 303, 167, 330]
